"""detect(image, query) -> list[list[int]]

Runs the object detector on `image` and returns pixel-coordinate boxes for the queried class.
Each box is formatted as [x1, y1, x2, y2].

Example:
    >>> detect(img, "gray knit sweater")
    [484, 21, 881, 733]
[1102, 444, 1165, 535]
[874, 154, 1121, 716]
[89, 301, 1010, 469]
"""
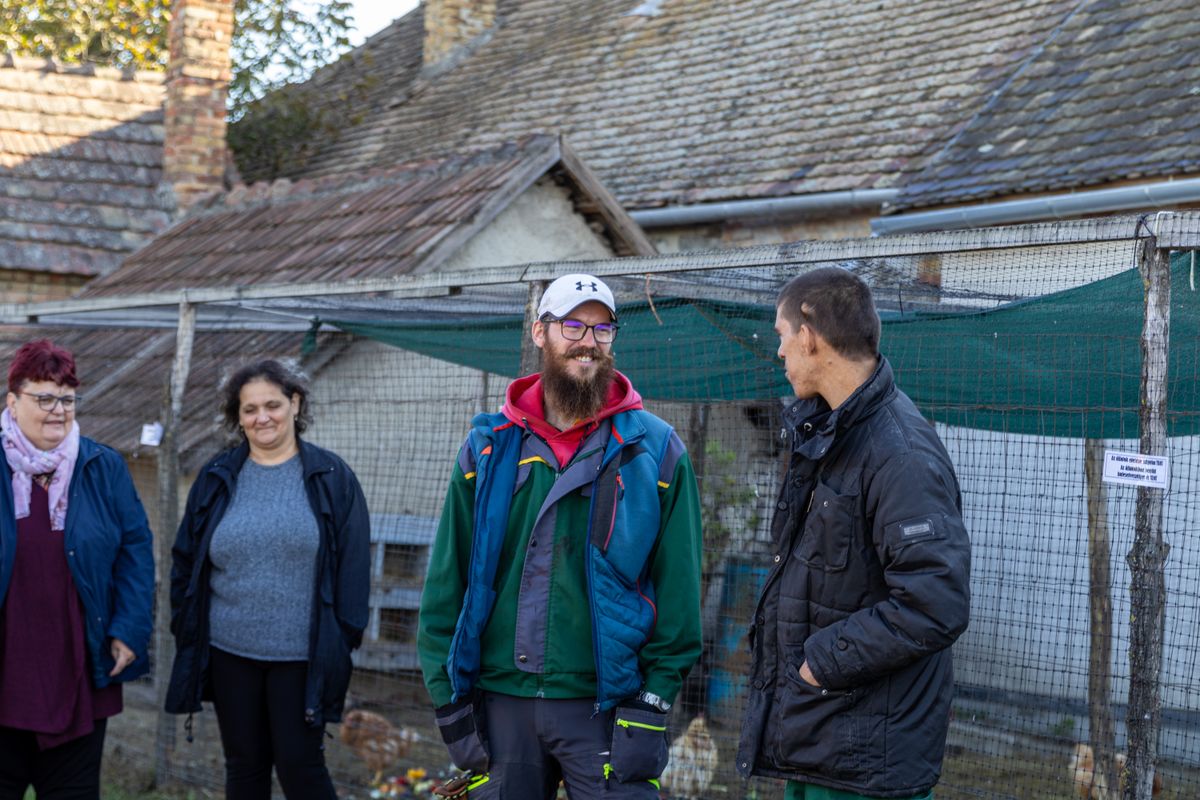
[207, 454, 319, 661]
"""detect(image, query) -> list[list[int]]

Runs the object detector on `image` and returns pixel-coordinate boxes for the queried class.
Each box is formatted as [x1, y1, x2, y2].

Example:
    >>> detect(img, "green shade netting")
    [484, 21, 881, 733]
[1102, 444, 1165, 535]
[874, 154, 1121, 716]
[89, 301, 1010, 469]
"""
[334, 252, 1200, 439]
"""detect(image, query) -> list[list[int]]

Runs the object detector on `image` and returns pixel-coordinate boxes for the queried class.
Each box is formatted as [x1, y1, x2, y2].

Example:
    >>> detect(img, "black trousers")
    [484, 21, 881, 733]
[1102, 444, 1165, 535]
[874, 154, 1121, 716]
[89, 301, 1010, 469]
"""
[0, 719, 107, 800]
[472, 693, 660, 800]
[209, 647, 336, 800]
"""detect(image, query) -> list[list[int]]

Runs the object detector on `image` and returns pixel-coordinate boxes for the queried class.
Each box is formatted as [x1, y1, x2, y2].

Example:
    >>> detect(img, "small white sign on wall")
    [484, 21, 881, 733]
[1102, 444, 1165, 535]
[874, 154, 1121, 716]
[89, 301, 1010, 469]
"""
[1102, 450, 1169, 490]
[140, 422, 164, 447]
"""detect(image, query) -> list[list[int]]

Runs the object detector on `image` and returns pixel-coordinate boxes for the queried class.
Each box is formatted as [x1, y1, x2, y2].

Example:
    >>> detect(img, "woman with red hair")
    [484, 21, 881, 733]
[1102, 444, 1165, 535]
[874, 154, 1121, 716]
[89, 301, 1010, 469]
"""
[0, 340, 154, 798]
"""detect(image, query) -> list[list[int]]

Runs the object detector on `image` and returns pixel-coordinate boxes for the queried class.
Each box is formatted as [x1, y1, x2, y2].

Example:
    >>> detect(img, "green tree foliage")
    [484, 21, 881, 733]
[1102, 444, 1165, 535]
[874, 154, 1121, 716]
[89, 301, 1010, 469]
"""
[228, 0, 353, 115]
[0, 0, 169, 69]
[0, 0, 354, 114]
[699, 438, 761, 582]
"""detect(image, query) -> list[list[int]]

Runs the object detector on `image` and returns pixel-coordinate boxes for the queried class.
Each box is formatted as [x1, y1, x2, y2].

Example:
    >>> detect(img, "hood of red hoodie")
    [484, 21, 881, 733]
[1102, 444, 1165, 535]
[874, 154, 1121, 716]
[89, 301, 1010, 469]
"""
[502, 369, 643, 442]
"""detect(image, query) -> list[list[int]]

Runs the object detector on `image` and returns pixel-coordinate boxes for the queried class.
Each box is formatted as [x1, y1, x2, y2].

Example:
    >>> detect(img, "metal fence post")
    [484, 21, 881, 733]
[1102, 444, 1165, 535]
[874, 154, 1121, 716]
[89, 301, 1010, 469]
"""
[1124, 236, 1171, 800]
[153, 297, 197, 787]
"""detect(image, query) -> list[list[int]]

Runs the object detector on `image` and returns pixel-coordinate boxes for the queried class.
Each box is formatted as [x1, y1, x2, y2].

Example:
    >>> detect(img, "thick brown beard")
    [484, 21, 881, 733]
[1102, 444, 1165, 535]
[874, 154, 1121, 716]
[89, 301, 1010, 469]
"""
[542, 344, 615, 423]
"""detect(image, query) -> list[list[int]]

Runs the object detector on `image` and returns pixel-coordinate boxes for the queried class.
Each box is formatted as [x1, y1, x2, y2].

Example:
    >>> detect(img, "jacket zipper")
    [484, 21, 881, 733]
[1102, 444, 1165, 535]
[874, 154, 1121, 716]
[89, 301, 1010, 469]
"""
[587, 432, 628, 713]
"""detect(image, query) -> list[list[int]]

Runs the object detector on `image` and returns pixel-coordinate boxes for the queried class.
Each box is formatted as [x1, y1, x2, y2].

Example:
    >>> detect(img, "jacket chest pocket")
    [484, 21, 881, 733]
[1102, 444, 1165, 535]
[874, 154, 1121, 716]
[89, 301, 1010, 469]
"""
[791, 480, 859, 573]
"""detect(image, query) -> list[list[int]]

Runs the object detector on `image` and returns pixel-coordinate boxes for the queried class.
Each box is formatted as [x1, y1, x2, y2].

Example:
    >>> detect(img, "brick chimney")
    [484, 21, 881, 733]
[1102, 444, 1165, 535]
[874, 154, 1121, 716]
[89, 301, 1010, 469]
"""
[162, 0, 233, 211]
[423, 0, 497, 68]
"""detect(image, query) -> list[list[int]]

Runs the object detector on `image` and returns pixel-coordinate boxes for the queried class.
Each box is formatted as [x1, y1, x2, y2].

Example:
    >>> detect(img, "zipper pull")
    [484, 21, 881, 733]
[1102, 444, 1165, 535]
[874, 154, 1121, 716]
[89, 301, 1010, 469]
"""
[806, 490, 815, 513]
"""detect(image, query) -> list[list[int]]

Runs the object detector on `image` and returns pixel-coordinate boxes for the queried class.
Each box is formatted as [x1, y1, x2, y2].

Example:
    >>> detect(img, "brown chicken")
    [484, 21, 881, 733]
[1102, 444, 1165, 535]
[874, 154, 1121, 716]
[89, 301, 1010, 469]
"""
[1069, 743, 1162, 798]
[659, 715, 719, 800]
[340, 708, 420, 784]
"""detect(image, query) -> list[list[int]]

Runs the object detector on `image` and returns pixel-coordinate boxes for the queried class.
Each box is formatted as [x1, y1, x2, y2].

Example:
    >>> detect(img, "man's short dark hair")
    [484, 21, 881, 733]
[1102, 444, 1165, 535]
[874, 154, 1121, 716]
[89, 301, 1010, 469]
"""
[777, 267, 880, 360]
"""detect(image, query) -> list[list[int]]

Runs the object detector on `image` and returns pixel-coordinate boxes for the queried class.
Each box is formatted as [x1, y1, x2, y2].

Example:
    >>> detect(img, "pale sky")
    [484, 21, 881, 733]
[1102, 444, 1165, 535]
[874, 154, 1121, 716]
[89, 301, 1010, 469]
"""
[348, 0, 420, 45]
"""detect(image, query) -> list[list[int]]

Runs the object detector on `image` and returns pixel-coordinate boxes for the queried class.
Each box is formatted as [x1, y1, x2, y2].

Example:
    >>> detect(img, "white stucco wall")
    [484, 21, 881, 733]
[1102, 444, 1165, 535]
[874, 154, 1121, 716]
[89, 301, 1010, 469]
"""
[442, 177, 614, 270]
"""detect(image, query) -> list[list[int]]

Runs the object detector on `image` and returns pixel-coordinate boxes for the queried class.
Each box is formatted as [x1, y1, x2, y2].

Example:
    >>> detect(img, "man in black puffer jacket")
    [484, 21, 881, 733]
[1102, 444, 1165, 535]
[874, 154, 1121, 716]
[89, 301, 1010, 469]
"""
[737, 267, 971, 800]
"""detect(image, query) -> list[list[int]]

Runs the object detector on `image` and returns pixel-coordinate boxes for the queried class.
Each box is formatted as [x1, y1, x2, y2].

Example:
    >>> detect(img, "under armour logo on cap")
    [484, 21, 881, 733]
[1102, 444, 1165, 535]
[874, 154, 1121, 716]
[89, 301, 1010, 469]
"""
[538, 273, 617, 319]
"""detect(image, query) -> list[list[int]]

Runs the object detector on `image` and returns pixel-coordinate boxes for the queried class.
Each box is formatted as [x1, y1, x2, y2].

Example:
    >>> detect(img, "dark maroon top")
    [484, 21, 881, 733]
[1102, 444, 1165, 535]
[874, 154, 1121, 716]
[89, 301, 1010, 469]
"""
[0, 481, 122, 749]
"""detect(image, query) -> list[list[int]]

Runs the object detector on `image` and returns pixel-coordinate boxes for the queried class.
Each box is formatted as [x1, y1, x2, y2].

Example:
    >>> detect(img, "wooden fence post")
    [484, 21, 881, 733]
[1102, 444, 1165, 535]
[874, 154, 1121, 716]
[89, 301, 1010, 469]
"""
[1123, 238, 1170, 800]
[1084, 439, 1117, 797]
[153, 298, 197, 787]
[520, 280, 547, 376]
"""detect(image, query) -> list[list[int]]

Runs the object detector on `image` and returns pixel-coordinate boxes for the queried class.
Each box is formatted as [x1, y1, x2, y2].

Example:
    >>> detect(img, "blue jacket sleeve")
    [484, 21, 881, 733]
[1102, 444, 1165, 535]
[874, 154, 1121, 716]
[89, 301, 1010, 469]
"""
[105, 456, 156, 661]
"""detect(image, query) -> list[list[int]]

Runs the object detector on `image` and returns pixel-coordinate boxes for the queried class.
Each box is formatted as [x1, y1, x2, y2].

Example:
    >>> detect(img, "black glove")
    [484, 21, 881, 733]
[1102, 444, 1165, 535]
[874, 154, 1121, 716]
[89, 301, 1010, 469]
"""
[434, 692, 489, 773]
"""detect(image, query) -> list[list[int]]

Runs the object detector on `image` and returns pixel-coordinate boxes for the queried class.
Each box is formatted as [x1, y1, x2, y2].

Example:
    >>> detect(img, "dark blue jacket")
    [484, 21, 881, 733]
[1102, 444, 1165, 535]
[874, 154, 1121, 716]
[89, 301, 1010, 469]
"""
[0, 436, 155, 686]
[164, 439, 370, 727]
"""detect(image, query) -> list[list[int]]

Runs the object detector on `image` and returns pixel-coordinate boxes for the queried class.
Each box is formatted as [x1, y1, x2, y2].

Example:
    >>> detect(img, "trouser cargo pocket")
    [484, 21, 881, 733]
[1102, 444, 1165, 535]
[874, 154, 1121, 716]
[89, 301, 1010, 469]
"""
[609, 706, 669, 783]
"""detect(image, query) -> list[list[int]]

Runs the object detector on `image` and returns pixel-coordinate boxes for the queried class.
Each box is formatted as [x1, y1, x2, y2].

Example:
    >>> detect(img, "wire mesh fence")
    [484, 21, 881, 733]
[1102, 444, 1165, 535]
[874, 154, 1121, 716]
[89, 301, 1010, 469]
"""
[3, 214, 1199, 799]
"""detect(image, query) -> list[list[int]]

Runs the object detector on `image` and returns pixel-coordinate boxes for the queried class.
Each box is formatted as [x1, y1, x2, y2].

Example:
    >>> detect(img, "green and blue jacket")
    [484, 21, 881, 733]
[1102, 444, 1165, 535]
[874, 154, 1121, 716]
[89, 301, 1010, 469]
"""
[418, 380, 702, 712]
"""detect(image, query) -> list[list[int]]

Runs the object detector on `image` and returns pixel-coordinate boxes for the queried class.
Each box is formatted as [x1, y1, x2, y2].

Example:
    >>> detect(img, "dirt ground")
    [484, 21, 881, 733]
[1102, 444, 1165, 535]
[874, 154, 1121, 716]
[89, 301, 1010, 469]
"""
[102, 677, 1198, 800]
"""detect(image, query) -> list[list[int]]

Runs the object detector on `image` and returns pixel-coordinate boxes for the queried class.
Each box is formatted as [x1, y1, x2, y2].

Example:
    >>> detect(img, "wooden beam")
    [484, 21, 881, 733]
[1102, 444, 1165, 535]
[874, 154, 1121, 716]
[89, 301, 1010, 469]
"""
[1, 212, 1197, 323]
[557, 137, 658, 257]
[153, 299, 196, 787]
[519, 280, 546, 375]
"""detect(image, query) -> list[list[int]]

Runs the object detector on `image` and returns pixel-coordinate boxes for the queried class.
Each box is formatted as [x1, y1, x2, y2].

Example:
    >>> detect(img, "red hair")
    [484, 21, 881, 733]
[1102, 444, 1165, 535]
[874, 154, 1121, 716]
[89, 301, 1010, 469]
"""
[7, 339, 79, 393]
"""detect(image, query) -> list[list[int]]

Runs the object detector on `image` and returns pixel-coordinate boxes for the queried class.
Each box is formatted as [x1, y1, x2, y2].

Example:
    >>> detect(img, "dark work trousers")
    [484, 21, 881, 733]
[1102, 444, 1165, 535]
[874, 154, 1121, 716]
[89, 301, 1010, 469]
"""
[209, 647, 336, 800]
[0, 719, 107, 800]
[472, 693, 660, 799]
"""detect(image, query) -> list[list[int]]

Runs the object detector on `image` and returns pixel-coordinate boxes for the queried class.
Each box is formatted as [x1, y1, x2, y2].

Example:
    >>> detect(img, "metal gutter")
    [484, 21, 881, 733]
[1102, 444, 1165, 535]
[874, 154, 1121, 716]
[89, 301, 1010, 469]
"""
[872, 179, 1200, 236]
[629, 189, 899, 228]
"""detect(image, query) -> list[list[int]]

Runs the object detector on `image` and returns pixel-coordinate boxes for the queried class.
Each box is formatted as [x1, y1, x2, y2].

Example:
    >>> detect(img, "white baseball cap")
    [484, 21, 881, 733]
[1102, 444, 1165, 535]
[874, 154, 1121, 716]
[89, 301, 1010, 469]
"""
[537, 274, 617, 320]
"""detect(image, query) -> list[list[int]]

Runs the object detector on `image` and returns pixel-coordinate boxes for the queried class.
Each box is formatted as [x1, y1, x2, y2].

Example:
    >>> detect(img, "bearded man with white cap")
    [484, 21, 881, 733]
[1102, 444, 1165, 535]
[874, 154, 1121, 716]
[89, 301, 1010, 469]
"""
[418, 274, 702, 799]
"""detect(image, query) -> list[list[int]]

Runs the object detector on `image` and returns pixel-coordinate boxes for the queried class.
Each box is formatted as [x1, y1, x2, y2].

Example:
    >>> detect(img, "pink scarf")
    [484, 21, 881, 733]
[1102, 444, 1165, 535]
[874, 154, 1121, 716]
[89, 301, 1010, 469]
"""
[1, 407, 80, 531]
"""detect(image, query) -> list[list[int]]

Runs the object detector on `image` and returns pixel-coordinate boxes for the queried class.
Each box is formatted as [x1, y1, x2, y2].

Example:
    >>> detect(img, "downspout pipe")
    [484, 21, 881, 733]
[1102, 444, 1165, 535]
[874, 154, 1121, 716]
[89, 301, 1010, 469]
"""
[629, 189, 899, 228]
[871, 178, 1200, 235]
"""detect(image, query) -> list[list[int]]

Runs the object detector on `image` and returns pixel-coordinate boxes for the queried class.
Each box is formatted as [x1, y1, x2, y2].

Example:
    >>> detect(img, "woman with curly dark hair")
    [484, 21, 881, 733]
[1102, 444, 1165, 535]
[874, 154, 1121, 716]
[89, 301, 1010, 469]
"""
[165, 359, 370, 800]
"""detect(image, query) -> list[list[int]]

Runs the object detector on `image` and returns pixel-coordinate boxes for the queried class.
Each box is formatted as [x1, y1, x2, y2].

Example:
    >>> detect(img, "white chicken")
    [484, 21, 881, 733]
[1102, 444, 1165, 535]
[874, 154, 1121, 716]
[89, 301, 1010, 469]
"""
[659, 714, 719, 800]
[1069, 742, 1162, 799]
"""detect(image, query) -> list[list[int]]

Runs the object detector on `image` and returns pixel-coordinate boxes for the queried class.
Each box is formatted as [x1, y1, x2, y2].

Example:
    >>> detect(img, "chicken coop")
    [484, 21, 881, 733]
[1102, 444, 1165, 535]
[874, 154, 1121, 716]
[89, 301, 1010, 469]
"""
[3, 213, 1199, 799]
[358, 513, 437, 672]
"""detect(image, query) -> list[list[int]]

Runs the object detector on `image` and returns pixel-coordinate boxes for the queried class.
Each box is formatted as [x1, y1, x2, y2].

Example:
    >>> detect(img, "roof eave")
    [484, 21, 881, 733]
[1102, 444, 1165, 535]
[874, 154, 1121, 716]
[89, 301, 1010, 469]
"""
[872, 178, 1200, 236]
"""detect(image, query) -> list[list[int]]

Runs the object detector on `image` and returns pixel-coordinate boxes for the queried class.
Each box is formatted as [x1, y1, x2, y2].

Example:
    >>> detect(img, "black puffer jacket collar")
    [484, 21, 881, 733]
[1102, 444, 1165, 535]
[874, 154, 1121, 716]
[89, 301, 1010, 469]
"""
[782, 357, 895, 462]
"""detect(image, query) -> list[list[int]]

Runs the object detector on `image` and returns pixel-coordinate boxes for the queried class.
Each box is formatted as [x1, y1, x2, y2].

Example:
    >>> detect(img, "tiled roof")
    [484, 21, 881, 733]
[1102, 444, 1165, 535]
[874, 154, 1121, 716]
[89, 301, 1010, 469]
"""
[0, 56, 171, 276]
[894, 0, 1200, 210]
[247, 0, 1079, 210]
[0, 325, 348, 472]
[82, 135, 650, 297]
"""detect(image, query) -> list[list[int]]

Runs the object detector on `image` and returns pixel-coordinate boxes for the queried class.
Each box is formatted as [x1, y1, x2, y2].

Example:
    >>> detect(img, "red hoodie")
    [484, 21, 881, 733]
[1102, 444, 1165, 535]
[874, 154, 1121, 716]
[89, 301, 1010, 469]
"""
[501, 370, 644, 468]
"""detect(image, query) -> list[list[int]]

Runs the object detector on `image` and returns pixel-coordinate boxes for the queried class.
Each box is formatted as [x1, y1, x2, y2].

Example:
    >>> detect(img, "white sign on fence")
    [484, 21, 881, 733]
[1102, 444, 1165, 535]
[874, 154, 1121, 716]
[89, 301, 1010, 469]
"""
[1102, 450, 1170, 490]
[140, 422, 164, 447]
